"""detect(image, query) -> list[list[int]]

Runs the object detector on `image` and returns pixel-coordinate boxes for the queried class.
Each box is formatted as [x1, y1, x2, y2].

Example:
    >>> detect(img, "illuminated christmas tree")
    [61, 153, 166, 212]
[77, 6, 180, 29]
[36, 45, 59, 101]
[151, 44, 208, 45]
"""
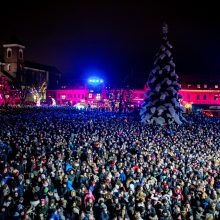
[140, 23, 186, 125]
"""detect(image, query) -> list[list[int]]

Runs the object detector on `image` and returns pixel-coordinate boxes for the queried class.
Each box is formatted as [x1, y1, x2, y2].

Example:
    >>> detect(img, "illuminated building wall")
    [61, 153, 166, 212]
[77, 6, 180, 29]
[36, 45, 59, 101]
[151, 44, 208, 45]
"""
[179, 89, 220, 105]
[47, 89, 88, 105]
[47, 87, 220, 107]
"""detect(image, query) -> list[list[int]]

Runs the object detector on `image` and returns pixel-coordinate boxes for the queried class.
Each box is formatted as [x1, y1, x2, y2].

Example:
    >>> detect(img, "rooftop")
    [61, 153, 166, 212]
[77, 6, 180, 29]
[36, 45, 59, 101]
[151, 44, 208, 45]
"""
[25, 61, 61, 74]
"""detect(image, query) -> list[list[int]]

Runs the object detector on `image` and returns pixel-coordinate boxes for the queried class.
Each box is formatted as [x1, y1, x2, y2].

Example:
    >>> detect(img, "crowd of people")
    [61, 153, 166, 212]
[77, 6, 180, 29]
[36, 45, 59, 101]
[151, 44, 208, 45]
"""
[0, 107, 220, 220]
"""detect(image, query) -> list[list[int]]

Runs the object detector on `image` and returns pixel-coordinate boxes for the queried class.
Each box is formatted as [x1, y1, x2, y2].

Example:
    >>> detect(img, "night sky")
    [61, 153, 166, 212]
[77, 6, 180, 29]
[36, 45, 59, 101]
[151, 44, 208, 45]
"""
[1, 1, 220, 86]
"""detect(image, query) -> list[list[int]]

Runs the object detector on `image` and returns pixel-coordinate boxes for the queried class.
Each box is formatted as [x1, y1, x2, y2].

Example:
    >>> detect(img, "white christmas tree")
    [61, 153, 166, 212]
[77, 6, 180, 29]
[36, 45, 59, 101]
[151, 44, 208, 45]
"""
[140, 23, 186, 125]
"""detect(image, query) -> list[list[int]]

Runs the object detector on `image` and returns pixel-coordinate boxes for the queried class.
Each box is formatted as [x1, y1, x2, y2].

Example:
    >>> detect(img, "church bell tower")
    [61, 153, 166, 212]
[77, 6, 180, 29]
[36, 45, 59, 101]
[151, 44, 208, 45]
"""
[3, 36, 25, 79]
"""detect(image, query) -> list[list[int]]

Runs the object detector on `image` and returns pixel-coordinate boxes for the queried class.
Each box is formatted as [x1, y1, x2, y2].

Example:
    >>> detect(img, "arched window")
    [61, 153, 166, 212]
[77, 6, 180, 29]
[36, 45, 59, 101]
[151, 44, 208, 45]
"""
[8, 64, 11, 71]
[203, 94, 207, 100]
[7, 48, 12, 58]
[19, 49, 23, 59]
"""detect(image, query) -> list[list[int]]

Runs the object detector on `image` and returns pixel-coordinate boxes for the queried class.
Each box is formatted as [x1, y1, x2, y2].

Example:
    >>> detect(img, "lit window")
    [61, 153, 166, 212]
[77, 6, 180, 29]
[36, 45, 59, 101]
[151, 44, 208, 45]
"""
[196, 95, 200, 100]
[61, 95, 66, 100]
[214, 85, 219, 89]
[214, 95, 218, 100]
[96, 94, 101, 100]
[89, 93, 92, 98]
[197, 84, 201, 89]
[19, 49, 23, 59]
[204, 84, 207, 88]
[187, 84, 191, 88]
[203, 94, 207, 100]
[7, 48, 12, 58]
[7, 64, 11, 71]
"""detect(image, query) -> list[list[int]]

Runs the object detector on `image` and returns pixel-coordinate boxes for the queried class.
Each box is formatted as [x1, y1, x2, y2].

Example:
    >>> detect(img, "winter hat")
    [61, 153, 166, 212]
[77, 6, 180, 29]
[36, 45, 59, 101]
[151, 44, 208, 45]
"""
[34, 186, 40, 192]
[13, 212, 20, 217]
[101, 203, 107, 209]
[71, 190, 76, 197]
[44, 187, 49, 194]
[73, 207, 80, 214]
[39, 168, 44, 173]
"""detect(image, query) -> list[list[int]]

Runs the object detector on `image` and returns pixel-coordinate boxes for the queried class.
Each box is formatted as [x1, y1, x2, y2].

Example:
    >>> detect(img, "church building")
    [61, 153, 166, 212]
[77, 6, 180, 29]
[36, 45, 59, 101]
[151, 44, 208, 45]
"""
[0, 36, 61, 89]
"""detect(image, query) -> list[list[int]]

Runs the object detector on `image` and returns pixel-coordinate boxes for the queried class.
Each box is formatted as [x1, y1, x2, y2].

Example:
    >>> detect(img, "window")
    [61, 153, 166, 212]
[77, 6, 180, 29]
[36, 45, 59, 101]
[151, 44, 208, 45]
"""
[204, 84, 207, 88]
[197, 84, 201, 89]
[214, 85, 219, 89]
[187, 94, 190, 100]
[196, 95, 200, 100]
[7, 64, 11, 71]
[61, 95, 66, 100]
[82, 94, 84, 99]
[187, 84, 192, 88]
[19, 49, 23, 59]
[214, 95, 218, 100]
[96, 94, 101, 100]
[74, 94, 76, 98]
[68, 94, 72, 98]
[7, 48, 12, 58]
[203, 94, 207, 100]
[89, 93, 92, 98]
[78, 94, 80, 98]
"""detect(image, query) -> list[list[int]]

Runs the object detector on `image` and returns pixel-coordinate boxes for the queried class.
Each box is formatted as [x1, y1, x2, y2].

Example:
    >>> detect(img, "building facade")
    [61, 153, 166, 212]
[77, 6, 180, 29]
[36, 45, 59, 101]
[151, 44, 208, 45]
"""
[47, 81, 220, 112]
[0, 37, 61, 88]
[0, 37, 62, 105]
